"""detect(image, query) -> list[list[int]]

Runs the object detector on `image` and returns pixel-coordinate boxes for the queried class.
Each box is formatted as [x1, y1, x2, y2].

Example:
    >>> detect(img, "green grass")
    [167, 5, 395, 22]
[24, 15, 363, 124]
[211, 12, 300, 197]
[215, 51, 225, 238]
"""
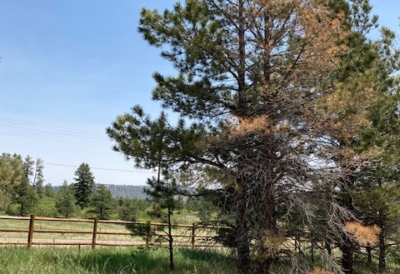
[1, 246, 399, 274]
[0, 247, 237, 274]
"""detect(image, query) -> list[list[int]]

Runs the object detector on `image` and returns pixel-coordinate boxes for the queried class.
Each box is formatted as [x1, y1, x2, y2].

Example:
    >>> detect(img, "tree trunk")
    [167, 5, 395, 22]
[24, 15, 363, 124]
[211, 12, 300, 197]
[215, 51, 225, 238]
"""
[236, 0, 250, 272]
[256, 191, 277, 274]
[366, 245, 372, 265]
[167, 204, 174, 271]
[341, 170, 356, 274]
[378, 230, 385, 272]
[341, 234, 354, 274]
[236, 176, 250, 274]
[311, 233, 315, 263]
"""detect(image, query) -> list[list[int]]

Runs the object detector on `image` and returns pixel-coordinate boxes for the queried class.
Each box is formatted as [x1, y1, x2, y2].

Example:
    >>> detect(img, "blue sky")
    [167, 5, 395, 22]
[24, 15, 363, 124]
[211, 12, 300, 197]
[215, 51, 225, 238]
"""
[0, 1, 398, 186]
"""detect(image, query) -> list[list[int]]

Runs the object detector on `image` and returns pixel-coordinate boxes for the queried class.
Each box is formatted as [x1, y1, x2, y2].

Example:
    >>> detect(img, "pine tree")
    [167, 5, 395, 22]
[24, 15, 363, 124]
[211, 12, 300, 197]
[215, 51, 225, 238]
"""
[144, 172, 181, 271]
[43, 183, 56, 198]
[0, 153, 23, 211]
[118, 198, 139, 222]
[107, 0, 395, 272]
[317, 3, 400, 272]
[89, 184, 113, 220]
[22, 155, 34, 179]
[349, 29, 400, 270]
[9, 155, 40, 216]
[55, 181, 76, 218]
[12, 176, 39, 216]
[73, 163, 95, 209]
[32, 158, 45, 198]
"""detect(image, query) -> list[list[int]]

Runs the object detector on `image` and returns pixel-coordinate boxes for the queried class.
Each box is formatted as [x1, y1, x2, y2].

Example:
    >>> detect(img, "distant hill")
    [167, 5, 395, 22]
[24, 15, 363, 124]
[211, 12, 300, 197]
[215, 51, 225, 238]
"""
[103, 184, 148, 199]
[53, 184, 149, 200]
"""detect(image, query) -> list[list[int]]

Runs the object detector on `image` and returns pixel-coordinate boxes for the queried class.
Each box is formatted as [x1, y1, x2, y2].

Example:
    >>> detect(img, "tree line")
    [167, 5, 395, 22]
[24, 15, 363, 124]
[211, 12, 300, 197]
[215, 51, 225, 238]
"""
[105, 0, 400, 273]
[0, 155, 158, 221]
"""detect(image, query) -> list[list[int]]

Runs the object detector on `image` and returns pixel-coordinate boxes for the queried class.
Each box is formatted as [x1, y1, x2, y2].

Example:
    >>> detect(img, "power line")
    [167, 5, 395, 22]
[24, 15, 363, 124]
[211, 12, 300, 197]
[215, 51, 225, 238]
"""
[0, 117, 106, 137]
[0, 118, 109, 141]
[0, 131, 109, 149]
[44, 162, 156, 174]
[0, 123, 107, 140]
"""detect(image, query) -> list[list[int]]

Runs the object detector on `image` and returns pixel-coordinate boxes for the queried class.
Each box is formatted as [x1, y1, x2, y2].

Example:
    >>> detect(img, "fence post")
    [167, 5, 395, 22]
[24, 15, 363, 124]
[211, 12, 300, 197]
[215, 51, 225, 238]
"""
[145, 220, 151, 247]
[92, 217, 98, 249]
[191, 223, 196, 249]
[27, 214, 35, 248]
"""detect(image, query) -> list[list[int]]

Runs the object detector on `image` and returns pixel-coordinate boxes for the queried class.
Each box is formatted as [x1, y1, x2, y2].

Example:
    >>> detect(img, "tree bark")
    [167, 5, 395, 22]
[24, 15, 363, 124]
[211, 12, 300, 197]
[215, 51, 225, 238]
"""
[378, 229, 385, 271]
[256, 185, 277, 274]
[168, 203, 174, 271]
[341, 234, 354, 274]
[236, 175, 250, 274]
[366, 245, 372, 265]
[236, 0, 251, 272]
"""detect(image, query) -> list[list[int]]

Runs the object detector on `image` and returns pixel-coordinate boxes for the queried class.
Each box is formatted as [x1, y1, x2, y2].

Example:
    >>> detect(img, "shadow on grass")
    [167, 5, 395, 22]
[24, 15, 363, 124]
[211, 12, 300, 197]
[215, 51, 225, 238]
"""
[178, 248, 234, 262]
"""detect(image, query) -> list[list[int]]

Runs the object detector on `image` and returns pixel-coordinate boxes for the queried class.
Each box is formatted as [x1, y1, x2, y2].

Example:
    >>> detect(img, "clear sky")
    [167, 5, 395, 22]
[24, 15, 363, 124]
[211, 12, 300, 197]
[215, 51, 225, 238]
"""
[0, 1, 398, 186]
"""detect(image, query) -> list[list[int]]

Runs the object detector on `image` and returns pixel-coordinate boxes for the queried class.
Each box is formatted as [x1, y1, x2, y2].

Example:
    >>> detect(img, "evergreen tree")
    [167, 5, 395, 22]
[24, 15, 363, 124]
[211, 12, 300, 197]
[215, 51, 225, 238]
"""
[144, 172, 181, 271]
[9, 155, 40, 216]
[32, 158, 45, 198]
[348, 32, 400, 270]
[43, 183, 56, 198]
[119, 198, 153, 239]
[22, 155, 34, 179]
[0, 153, 23, 211]
[55, 181, 76, 218]
[107, 0, 398, 273]
[89, 184, 114, 220]
[317, 3, 400, 272]
[0, 153, 23, 188]
[118, 198, 139, 222]
[73, 163, 95, 209]
[12, 176, 39, 216]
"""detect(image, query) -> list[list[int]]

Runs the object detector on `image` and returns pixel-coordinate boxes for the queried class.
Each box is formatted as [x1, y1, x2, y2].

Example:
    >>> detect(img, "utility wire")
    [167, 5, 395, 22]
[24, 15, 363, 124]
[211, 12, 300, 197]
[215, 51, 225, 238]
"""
[0, 117, 105, 137]
[0, 131, 109, 149]
[0, 122, 108, 140]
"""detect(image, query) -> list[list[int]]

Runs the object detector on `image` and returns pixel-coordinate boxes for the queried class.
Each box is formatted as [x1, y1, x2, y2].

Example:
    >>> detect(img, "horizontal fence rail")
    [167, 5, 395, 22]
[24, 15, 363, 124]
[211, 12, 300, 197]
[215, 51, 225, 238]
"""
[0, 215, 227, 249]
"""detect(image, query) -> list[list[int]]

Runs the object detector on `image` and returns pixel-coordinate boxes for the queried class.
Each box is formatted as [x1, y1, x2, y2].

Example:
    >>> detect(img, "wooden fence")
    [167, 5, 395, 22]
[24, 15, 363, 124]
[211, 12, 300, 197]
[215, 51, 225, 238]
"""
[0, 215, 226, 249]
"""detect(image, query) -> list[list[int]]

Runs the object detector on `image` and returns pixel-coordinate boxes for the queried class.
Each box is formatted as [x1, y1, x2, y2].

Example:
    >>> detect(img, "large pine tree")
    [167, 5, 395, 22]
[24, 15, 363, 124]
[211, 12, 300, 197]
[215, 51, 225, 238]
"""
[108, 0, 398, 273]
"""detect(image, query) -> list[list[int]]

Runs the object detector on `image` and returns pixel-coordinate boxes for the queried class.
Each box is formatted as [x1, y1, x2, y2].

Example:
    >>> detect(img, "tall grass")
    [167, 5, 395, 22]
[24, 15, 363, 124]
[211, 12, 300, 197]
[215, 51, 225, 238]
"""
[0, 247, 237, 274]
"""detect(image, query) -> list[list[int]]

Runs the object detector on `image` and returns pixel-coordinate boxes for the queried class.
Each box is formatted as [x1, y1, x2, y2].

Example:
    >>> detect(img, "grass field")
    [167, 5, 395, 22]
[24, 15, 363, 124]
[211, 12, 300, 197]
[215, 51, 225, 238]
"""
[2, 245, 399, 274]
[0, 246, 237, 274]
